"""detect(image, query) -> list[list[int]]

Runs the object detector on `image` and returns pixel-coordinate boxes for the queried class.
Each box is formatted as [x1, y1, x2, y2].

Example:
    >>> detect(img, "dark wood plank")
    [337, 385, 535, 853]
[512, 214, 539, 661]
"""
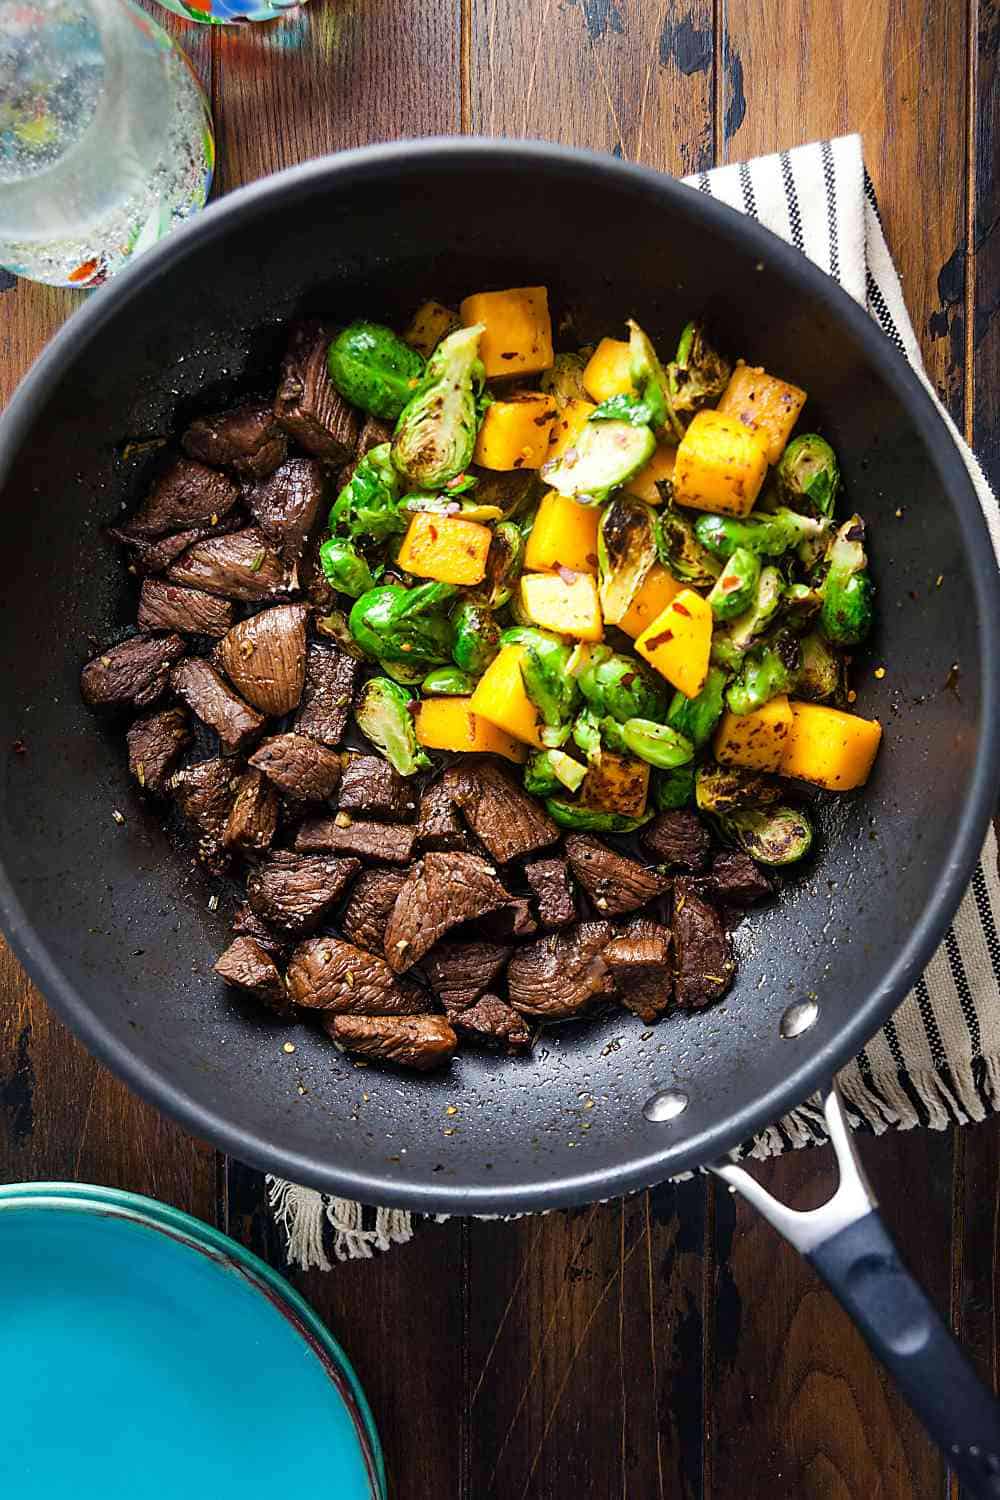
[971, 0, 1000, 490]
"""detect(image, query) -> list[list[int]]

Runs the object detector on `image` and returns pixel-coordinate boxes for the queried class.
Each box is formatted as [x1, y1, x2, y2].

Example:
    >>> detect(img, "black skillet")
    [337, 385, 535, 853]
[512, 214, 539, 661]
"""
[0, 142, 998, 1488]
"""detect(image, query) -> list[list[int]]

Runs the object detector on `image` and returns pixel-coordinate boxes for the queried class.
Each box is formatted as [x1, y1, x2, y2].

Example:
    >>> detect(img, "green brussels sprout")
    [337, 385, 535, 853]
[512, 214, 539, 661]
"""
[666, 666, 728, 748]
[653, 766, 697, 810]
[540, 411, 655, 506]
[524, 748, 587, 797]
[544, 798, 654, 833]
[819, 515, 874, 646]
[539, 350, 592, 406]
[380, 658, 426, 685]
[782, 582, 823, 632]
[725, 631, 801, 716]
[402, 491, 503, 524]
[627, 318, 683, 440]
[391, 324, 486, 488]
[695, 507, 831, 563]
[451, 600, 500, 676]
[478, 521, 526, 610]
[718, 805, 813, 866]
[711, 567, 785, 669]
[327, 321, 426, 422]
[355, 677, 430, 777]
[329, 443, 405, 543]
[577, 646, 668, 724]
[777, 433, 840, 518]
[595, 715, 626, 754]
[504, 628, 577, 728]
[572, 706, 603, 763]
[598, 494, 658, 624]
[706, 546, 761, 621]
[318, 538, 375, 599]
[349, 581, 456, 665]
[695, 764, 784, 815]
[655, 503, 722, 587]
[316, 608, 365, 658]
[793, 631, 843, 702]
[666, 321, 731, 415]
[420, 665, 477, 696]
[621, 718, 695, 770]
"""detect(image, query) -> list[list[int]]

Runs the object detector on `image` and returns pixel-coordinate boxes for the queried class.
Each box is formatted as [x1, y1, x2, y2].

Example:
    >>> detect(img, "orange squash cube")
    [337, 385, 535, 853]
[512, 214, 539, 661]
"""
[780, 701, 883, 790]
[415, 698, 527, 764]
[520, 571, 603, 641]
[716, 364, 807, 465]
[582, 338, 634, 403]
[617, 564, 685, 639]
[673, 409, 769, 517]
[635, 587, 713, 698]
[459, 286, 553, 378]
[524, 491, 600, 575]
[469, 645, 545, 748]
[473, 393, 557, 470]
[579, 752, 650, 818]
[402, 300, 459, 358]
[397, 512, 492, 586]
[714, 696, 794, 773]
[628, 443, 677, 504]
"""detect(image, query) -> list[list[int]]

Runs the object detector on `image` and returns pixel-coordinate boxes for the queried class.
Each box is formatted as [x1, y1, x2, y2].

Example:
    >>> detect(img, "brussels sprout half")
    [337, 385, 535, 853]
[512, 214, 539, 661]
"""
[421, 665, 477, 696]
[540, 413, 655, 507]
[349, 581, 457, 666]
[451, 599, 501, 676]
[598, 494, 658, 625]
[655, 503, 722, 588]
[392, 323, 486, 489]
[327, 320, 426, 422]
[725, 631, 801, 716]
[577, 646, 668, 724]
[777, 433, 840, 518]
[694, 507, 831, 563]
[355, 677, 430, 776]
[718, 805, 814, 866]
[695, 764, 784, 815]
[329, 442, 406, 543]
[666, 321, 731, 415]
[706, 546, 761, 621]
[819, 514, 874, 647]
[319, 538, 375, 599]
[621, 718, 694, 770]
[544, 798, 653, 834]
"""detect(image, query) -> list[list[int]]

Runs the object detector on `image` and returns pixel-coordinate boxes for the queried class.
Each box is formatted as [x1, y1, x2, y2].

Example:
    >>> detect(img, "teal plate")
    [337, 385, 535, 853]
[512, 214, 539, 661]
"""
[0, 1183, 385, 1498]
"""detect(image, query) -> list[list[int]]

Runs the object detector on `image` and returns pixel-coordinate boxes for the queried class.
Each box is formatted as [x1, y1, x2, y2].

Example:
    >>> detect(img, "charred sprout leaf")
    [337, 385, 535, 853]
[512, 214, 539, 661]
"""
[349, 581, 456, 665]
[782, 582, 823, 632]
[517, 634, 578, 729]
[706, 546, 760, 621]
[421, 665, 477, 696]
[355, 677, 429, 776]
[380, 658, 426, 685]
[793, 631, 843, 702]
[539, 350, 593, 406]
[402, 490, 503, 523]
[718, 805, 813, 866]
[598, 715, 628, 754]
[572, 706, 603, 764]
[391, 324, 485, 488]
[545, 798, 653, 833]
[725, 631, 801, 715]
[695, 507, 831, 563]
[327, 321, 426, 422]
[577, 647, 668, 724]
[598, 494, 657, 624]
[524, 748, 587, 797]
[628, 318, 683, 440]
[667, 321, 731, 415]
[316, 608, 365, 658]
[329, 442, 405, 542]
[653, 765, 697, 810]
[711, 566, 785, 669]
[819, 514, 874, 646]
[540, 415, 655, 506]
[319, 538, 375, 599]
[666, 666, 728, 747]
[695, 764, 784, 815]
[451, 600, 501, 676]
[621, 718, 694, 770]
[777, 433, 840, 518]
[590, 393, 660, 427]
[478, 521, 525, 609]
[655, 503, 722, 587]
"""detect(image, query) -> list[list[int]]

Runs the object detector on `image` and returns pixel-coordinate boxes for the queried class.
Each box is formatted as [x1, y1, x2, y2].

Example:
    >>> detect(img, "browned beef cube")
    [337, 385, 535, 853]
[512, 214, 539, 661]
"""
[170, 757, 239, 873]
[338, 755, 418, 821]
[413, 780, 468, 853]
[108, 510, 245, 577]
[341, 869, 407, 952]
[171, 658, 265, 756]
[507, 922, 615, 1020]
[232, 902, 290, 958]
[323, 1013, 458, 1071]
[384, 853, 512, 972]
[453, 994, 532, 1053]
[246, 850, 360, 934]
[217, 604, 308, 716]
[640, 810, 711, 872]
[137, 578, 235, 639]
[705, 851, 774, 907]
[672, 878, 735, 1009]
[248, 733, 343, 802]
[214, 937, 290, 1013]
[294, 642, 360, 746]
[479, 898, 538, 940]
[165, 527, 291, 602]
[274, 322, 359, 464]
[524, 858, 576, 929]
[286, 937, 425, 1014]
[182, 401, 288, 481]
[122, 457, 239, 539]
[126, 707, 190, 794]
[564, 834, 670, 916]
[242, 457, 325, 566]
[442, 761, 559, 864]
[603, 919, 673, 1024]
[81, 633, 186, 709]
[420, 940, 512, 1012]
[293, 816, 416, 864]
[224, 768, 280, 854]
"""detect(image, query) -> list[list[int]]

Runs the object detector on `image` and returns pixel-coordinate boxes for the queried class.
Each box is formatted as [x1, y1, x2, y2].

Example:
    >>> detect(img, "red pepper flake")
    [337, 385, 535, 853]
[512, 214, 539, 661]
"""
[500, 351, 517, 360]
[428, 525, 438, 542]
[585, 553, 599, 568]
[721, 575, 738, 591]
[645, 629, 674, 649]
[672, 601, 691, 617]
[11, 740, 26, 756]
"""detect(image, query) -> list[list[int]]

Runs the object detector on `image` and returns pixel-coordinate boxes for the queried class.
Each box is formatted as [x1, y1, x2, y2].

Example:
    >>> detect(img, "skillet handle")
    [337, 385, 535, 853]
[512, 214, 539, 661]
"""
[712, 1088, 1000, 1499]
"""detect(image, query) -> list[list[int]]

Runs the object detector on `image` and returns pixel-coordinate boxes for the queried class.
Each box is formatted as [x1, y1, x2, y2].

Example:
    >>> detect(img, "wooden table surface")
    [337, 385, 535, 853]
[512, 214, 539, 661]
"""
[2, 1, 998, 1495]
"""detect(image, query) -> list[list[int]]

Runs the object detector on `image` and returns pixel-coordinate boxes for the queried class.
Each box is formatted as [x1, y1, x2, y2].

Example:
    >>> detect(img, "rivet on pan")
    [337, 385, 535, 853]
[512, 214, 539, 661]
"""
[780, 998, 820, 1039]
[643, 1089, 689, 1123]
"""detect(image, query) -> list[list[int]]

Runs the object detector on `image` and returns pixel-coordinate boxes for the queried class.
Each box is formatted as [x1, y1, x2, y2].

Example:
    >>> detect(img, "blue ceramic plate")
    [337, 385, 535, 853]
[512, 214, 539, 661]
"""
[0, 1183, 385, 1498]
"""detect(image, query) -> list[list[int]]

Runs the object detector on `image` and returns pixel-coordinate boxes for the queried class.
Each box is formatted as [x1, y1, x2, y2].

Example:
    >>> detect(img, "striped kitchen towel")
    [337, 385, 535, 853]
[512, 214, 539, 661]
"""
[269, 134, 1000, 1270]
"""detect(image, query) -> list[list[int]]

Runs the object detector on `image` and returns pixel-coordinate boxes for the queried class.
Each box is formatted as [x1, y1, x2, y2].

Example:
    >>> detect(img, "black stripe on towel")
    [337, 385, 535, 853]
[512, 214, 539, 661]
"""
[697, 170, 712, 195]
[914, 974, 947, 1064]
[779, 150, 805, 252]
[738, 160, 758, 219]
[862, 167, 884, 225]
[944, 923, 982, 1059]
[971, 861, 1000, 981]
[865, 270, 908, 353]
[820, 139, 841, 282]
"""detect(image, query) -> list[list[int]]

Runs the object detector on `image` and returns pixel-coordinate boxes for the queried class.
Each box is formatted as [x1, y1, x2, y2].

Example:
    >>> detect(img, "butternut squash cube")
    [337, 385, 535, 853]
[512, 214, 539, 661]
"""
[397, 512, 492, 586]
[635, 588, 713, 699]
[579, 752, 650, 818]
[780, 701, 883, 790]
[459, 285, 554, 378]
[415, 698, 527, 764]
[628, 442, 677, 504]
[473, 393, 557, 470]
[582, 338, 634, 403]
[714, 695, 793, 773]
[402, 299, 459, 358]
[716, 363, 807, 465]
[469, 645, 545, 748]
[673, 408, 769, 517]
[520, 571, 603, 641]
[524, 491, 600, 575]
[618, 564, 685, 639]
[547, 398, 597, 459]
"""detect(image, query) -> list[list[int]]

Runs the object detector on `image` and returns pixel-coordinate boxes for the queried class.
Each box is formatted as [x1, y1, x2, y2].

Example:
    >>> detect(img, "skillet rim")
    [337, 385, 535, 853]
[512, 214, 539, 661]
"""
[1, 137, 998, 1213]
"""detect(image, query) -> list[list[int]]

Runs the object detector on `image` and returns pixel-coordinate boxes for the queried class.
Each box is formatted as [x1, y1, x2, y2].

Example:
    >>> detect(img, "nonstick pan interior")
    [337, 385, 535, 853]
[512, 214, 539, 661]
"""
[0, 142, 996, 1213]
